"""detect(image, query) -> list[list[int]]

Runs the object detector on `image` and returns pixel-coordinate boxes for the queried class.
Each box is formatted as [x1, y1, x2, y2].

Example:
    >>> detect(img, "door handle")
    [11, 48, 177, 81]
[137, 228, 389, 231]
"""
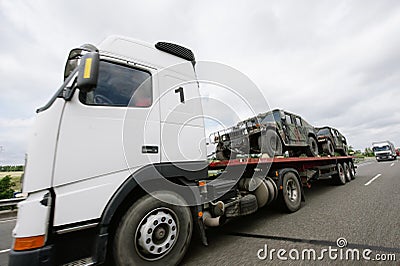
[142, 145, 158, 154]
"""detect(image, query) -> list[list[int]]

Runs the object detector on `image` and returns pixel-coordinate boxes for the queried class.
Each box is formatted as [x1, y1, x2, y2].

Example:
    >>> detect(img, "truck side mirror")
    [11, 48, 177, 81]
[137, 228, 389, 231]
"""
[77, 52, 100, 93]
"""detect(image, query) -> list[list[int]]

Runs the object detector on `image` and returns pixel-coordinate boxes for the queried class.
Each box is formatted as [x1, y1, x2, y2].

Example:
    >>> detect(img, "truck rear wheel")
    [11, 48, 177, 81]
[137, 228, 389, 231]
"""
[332, 163, 346, 185]
[279, 172, 302, 213]
[113, 192, 192, 266]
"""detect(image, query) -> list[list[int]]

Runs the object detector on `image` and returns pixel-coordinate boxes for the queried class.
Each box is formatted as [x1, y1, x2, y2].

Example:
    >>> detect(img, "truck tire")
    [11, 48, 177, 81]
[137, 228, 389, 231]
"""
[322, 140, 334, 156]
[343, 162, 351, 182]
[265, 177, 278, 202]
[279, 172, 302, 213]
[258, 130, 283, 157]
[225, 194, 258, 217]
[306, 136, 319, 157]
[349, 161, 356, 180]
[332, 163, 346, 185]
[113, 192, 192, 266]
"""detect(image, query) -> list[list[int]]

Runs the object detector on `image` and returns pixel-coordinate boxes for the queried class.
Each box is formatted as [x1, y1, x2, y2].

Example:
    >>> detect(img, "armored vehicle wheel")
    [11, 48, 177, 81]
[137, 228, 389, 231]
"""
[322, 139, 335, 156]
[306, 136, 319, 157]
[258, 130, 283, 157]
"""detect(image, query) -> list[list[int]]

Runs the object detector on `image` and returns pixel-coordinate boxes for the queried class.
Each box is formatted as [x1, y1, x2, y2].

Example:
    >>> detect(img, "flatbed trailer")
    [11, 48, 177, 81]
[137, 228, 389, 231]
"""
[208, 155, 356, 186]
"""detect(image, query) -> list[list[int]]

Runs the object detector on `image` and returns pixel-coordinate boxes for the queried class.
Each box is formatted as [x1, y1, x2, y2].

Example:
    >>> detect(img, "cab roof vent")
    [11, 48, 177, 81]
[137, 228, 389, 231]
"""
[155, 42, 195, 62]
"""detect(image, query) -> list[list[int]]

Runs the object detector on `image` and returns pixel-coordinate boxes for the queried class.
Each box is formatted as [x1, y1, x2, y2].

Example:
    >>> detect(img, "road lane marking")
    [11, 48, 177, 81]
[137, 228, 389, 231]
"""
[357, 162, 373, 167]
[390, 162, 394, 167]
[364, 174, 382, 186]
[0, 218, 16, 224]
[0, 249, 10, 254]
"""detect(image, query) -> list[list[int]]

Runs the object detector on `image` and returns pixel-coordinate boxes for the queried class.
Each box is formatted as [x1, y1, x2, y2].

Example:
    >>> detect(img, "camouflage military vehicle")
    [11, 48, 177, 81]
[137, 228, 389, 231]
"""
[211, 109, 319, 160]
[316, 126, 348, 156]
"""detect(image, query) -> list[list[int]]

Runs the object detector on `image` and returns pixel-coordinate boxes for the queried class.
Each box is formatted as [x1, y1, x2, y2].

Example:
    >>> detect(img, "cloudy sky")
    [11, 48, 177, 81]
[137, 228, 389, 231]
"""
[1, 0, 400, 164]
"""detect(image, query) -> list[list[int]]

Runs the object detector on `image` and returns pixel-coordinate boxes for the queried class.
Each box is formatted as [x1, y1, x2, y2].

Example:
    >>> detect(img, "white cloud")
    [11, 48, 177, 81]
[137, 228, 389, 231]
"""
[1, 0, 400, 163]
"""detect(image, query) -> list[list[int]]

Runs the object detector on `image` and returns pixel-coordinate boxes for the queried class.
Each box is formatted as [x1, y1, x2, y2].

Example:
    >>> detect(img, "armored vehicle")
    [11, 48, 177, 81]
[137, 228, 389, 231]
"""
[212, 109, 319, 160]
[316, 127, 348, 156]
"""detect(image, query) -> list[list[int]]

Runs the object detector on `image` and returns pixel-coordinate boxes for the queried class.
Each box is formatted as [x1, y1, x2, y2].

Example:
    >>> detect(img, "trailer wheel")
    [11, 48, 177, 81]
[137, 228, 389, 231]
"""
[259, 130, 283, 157]
[113, 192, 192, 266]
[349, 161, 356, 180]
[306, 136, 319, 157]
[343, 163, 351, 182]
[279, 172, 302, 213]
[322, 140, 334, 156]
[332, 163, 346, 185]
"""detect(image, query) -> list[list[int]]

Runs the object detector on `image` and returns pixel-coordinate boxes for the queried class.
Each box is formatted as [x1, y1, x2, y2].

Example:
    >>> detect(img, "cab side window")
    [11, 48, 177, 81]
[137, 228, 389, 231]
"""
[79, 61, 152, 107]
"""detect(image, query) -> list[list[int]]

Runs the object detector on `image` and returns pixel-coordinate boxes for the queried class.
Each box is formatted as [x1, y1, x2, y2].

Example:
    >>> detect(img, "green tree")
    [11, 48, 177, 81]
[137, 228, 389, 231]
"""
[364, 148, 374, 157]
[0, 175, 15, 200]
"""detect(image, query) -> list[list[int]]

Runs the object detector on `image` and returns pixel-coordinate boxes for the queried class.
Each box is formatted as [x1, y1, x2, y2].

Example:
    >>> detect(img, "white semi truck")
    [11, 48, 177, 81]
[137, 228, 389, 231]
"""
[372, 141, 397, 161]
[9, 36, 356, 266]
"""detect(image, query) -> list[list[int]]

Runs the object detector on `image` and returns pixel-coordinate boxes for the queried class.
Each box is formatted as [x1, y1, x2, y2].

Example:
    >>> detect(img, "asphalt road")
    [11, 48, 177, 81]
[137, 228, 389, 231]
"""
[1, 159, 399, 265]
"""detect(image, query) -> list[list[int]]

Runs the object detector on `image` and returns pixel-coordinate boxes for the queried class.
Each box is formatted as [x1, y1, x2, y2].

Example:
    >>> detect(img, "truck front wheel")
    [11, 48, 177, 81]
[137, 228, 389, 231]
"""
[113, 192, 192, 266]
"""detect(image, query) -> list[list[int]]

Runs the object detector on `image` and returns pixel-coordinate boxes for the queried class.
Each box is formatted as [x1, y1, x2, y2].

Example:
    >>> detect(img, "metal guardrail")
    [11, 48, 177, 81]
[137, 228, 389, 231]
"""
[0, 197, 26, 208]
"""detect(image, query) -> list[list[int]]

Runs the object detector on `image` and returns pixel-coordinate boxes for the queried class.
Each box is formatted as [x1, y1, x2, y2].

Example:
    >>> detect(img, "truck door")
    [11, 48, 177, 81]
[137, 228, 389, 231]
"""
[158, 64, 206, 164]
[52, 60, 160, 226]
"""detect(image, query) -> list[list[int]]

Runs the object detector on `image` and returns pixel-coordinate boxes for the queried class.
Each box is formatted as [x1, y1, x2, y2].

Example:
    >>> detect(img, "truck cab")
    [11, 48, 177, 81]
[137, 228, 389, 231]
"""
[372, 141, 397, 161]
[10, 36, 207, 265]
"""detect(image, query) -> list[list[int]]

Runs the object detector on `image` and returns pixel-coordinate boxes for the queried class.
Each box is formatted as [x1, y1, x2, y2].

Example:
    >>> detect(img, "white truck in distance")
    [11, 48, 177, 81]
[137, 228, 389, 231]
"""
[372, 141, 397, 161]
[9, 36, 356, 266]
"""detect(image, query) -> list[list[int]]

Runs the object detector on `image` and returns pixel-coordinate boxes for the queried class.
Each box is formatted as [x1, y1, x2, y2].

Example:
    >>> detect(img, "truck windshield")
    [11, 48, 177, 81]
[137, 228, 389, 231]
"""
[79, 61, 152, 107]
[373, 146, 389, 152]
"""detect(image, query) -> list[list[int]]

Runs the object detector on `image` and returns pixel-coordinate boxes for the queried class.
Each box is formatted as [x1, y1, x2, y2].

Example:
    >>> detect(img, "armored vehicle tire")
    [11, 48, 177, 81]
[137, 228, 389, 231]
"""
[113, 192, 192, 266]
[343, 162, 351, 182]
[306, 136, 319, 157]
[332, 163, 346, 185]
[215, 144, 231, 161]
[258, 130, 283, 157]
[279, 172, 302, 213]
[322, 139, 335, 156]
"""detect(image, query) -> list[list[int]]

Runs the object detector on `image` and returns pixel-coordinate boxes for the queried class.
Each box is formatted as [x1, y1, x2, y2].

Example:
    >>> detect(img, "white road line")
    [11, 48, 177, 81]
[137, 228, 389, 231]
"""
[390, 162, 395, 167]
[0, 218, 16, 224]
[357, 162, 373, 167]
[365, 174, 382, 186]
[0, 249, 10, 254]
